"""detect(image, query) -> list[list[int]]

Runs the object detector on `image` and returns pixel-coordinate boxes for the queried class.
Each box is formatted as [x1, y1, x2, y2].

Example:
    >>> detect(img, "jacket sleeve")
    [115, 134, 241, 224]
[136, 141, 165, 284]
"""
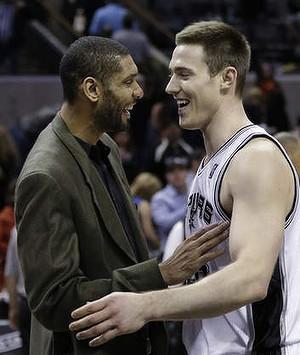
[15, 172, 166, 332]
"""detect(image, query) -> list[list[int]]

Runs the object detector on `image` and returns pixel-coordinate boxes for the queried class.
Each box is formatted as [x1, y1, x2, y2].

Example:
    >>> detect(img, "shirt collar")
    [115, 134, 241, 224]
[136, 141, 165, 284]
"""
[75, 136, 111, 161]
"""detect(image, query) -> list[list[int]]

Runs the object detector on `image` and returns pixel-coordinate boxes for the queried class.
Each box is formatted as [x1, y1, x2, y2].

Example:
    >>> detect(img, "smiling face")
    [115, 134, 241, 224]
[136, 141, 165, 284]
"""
[166, 44, 221, 130]
[93, 55, 144, 133]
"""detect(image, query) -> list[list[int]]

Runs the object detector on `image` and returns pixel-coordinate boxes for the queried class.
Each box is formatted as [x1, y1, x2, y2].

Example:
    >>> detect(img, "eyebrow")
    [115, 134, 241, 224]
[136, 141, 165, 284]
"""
[122, 72, 138, 82]
[169, 66, 194, 74]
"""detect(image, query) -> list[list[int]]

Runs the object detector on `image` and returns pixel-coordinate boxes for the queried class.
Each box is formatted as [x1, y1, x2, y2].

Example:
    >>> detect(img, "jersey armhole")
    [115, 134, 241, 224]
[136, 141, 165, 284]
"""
[214, 134, 299, 226]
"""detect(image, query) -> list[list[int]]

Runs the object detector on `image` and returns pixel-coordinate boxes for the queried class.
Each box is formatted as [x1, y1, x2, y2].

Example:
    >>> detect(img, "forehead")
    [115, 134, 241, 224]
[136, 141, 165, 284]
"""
[169, 44, 206, 71]
[113, 55, 138, 80]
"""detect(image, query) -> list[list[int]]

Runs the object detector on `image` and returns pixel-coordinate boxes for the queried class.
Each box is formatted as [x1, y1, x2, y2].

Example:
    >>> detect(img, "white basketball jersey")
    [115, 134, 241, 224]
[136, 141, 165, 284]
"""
[183, 124, 300, 355]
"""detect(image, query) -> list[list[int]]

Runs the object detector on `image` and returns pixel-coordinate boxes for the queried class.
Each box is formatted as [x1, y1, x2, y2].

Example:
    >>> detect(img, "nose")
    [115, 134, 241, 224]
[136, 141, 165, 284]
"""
[134, 81, 144, 100]
[165, 75, 179, 96]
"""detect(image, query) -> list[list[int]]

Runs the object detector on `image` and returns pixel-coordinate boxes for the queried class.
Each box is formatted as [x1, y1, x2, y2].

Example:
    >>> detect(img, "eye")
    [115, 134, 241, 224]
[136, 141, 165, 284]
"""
[179, 72, 190, 79]
[125, 79, 133, 85]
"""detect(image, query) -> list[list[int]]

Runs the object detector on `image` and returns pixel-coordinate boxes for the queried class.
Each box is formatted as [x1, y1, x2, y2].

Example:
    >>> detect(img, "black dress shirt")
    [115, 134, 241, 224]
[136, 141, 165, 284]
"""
[76, 137, 140, 260]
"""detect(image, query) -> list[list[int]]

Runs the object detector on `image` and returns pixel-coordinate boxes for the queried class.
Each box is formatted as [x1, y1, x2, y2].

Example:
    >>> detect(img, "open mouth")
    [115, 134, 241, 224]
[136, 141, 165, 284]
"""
[122, 105, 134, 119]
[177, 99, 190, 108]
[176, 99, 190, 116]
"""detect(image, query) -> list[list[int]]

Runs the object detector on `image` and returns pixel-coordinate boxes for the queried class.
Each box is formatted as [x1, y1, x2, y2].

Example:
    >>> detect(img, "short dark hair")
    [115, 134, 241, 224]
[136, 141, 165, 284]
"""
[59, 36, 129, 103]
[176, 21, 251, 97]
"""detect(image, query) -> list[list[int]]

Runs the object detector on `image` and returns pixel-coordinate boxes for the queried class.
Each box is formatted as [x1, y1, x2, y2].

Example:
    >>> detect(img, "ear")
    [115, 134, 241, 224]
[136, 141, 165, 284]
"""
[220, 66, 237, 92]
[81, 77, 102, 102]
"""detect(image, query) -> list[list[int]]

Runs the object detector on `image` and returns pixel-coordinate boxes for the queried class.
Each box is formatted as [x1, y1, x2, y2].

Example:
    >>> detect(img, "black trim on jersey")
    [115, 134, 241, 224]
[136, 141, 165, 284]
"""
[214, 133, 299, 226]
[251, 260, 283, 354]
[213, 130, 299, 353]
[252, 351, 282, 355]
[268, 136, 299, 227]
[198, 124, 254, 175]
[253, 134, 298, 226]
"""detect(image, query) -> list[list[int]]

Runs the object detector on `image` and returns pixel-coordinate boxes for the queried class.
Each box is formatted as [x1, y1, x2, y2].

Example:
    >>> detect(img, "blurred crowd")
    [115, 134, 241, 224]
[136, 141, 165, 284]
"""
[1, 0, 300, 354]
[1, 0, 300, 74]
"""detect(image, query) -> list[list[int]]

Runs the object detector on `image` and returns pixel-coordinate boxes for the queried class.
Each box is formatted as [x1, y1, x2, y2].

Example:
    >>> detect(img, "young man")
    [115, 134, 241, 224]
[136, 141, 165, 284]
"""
[15, 36, 229, 355]
[69, 22, 300, 354]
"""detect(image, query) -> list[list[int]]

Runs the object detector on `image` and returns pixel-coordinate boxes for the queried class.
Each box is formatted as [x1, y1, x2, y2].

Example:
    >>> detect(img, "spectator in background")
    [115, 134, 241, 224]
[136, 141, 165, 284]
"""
[5, 227, 30, 355]
[148, 98, 194, 182]
[0, 0, 18, 73]
[243, 85, 265, 126]
[89, 0, 129, 36]
[113, 13, 150, 68]
[10, 104, 58, 166]
[0, 125, 19, 210]
[0, 177, 15, 319]
[256, 61, 290, 132]
[61, 0, 82, 25]
[0, 125, 17, 316]
[0, 0, 29, 74]
[163, 148, 206, 262]
[111, 130, 139, 184]
[0, 199, 14, 291]
[151, 156, 189, 257]
[154, 121, 194, 166]
[131, 172, 162, 256]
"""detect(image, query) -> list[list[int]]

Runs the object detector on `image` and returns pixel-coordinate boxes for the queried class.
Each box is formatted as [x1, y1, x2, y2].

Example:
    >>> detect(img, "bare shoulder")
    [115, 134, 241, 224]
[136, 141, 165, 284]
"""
[230, 137, 292, 180]
[225, 137, 294, 209]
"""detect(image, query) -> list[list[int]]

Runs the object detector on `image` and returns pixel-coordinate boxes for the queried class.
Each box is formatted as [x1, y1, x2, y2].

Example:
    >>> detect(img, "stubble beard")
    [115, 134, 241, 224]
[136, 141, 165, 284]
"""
[92, 90, 128, 134]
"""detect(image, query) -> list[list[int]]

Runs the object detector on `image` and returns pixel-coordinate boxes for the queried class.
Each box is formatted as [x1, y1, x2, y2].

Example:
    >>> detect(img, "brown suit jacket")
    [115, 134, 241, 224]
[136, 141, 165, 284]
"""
[15, 114, 167, 355]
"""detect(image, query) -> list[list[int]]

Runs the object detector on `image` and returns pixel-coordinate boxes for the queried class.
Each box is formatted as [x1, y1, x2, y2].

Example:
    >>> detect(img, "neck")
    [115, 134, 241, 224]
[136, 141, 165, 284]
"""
[202, 99, 251, 158]
[60, 101, 103, 145]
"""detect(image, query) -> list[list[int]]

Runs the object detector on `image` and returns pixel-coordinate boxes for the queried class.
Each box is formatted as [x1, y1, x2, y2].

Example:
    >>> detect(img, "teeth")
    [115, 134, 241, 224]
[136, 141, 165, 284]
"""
[176, 99, 190, 108]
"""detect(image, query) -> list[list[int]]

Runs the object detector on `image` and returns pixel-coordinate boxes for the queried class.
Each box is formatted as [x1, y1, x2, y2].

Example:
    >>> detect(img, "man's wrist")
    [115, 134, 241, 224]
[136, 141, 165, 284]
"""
[142, 291, 158, 322]
[158, 261, 174, 286]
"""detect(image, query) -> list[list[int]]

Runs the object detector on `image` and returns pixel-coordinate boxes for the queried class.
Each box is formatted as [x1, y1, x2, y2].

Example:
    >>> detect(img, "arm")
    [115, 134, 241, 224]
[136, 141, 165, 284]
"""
[5, 277, 18, 329]
[138, 200, 160, 250]
[16, 172, 229, 332]
[15, 172, 166, 332]
[69, 139, 293, 346]
[4, 229, 19, 329]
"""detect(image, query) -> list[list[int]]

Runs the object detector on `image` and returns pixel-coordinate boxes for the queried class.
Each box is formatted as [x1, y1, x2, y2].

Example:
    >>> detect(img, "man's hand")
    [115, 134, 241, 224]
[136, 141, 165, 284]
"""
[69, 292, 146, 347]
[159, 221, 229, 285]
[69, 222, 229, 347]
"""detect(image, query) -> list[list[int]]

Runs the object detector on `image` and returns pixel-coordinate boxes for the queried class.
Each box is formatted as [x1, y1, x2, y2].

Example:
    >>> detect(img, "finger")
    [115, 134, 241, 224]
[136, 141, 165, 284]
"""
[76, 319, 114, 340]
[197, 229, 230, 250]
[89, 328, 120, 347]
[198, 248, 225, 264]
[193, 221, 229, 243]
[71, 299, 106, 319]
[188, 222, 220, 241]
[69, 308, 110, 332]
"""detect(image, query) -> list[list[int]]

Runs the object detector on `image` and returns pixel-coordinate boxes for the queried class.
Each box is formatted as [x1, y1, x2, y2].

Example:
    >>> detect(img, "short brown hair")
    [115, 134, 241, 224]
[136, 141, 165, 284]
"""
[176, 21, 251, 96]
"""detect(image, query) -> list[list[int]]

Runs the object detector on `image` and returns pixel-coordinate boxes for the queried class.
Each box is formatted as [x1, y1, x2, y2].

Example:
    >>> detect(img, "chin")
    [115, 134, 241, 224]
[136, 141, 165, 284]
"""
[179, 119, 195, 130]
[180, 114, 201, 130]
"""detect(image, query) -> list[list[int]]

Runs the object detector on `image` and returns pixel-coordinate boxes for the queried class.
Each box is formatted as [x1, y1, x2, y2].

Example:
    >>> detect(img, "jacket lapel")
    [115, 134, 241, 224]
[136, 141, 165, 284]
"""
[102, 134, 150, 261]
[51, 114, 137, 262]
